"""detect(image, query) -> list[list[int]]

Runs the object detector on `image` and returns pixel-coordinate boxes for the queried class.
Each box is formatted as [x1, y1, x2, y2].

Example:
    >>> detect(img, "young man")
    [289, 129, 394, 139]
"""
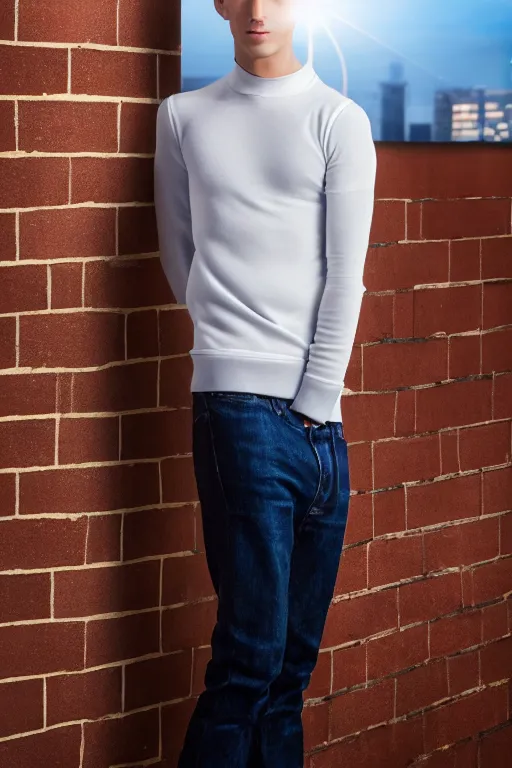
[154, 1, 377, 765]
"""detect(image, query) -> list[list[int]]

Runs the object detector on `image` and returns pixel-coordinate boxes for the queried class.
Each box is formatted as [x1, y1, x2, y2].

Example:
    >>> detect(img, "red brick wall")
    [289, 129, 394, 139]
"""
[0, 3, 511, 766]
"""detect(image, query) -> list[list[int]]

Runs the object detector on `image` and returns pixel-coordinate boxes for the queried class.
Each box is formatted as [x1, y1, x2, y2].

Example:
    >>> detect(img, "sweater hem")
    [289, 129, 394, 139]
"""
[190, 351, 343, 423]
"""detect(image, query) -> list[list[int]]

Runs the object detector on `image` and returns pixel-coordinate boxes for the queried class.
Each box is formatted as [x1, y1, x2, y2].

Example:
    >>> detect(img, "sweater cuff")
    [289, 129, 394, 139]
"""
[290, 373, 343, 425]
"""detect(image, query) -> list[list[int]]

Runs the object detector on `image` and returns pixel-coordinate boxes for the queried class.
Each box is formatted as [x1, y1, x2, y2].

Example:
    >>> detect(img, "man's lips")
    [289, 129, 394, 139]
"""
[247, 31, 269, 35]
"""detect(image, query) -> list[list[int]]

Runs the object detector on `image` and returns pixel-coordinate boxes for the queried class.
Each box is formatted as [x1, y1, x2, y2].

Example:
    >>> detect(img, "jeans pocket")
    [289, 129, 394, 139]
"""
[270, 397, 307, 432]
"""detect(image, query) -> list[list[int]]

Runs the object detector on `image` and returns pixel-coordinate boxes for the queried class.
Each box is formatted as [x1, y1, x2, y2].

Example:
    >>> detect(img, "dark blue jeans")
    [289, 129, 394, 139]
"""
[177, 392, 350, 767]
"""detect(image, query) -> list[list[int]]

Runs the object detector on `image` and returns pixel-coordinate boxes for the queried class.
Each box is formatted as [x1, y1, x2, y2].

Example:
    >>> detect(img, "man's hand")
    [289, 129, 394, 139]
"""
[302, 415, 322, 427]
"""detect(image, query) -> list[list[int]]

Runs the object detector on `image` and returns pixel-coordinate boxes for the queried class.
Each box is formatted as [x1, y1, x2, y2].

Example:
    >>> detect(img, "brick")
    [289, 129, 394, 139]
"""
[415, 378, 493, 433]
[118, 0, 181, 51]
[0, 44, 67, 95]
[59, 415, 119, 464]
[459, 421, 511, 472]
[480, 636, 512, 684]
[0, 1, 15, 40]
[0, 418, 55, 469]
[395, 389, 415, 437]
[72, 48, 157, 98]
[124, 652, 191, 710]
[359, 292, 393, 343]
[483, 280, 512, 329]
[422, 198, 510, 240]
[162, 552, 213, 605]
[393, 290, 413, 338]
[120, 101, 158, 154]
[0, 621, 84, 677]
[19, 0, 117, 44]
[123, 506, 195, 560]
[303, 700, 330, 752]
[126, 309, 159, 359]
[399, 572, 462, 625]
[336, 541, 367, 594]
[440, 435, 460, 487]
[396, 658, 447, 717]
[121, 408, 191, 461]
[407, 473, 481, 528]
[375, 144, 512, 200]
[479, 723, 512, 766]
[374, 486, 406, 536]
[159, 355, 194, 408]
[84, 256, 172, 309]
[0, 213, 16, 261]
[0, 263, 47, 313]
[82, 708, 159, 768]
[364, 337, 447, 391]
[54, 560, 160, 618]
[86, 512, 122, 564]
[0, 723, 81, 768]
[450, 237, 481, 282]
[50, 262, 83, 309]
[158, 50, 181, 99]
[424, 517, 499, 572]
[0, 572, 51, 622]
[0, 679, 44, 739]
[0, 372, 56, 417]
[406, 201, 422, 239]
[86, 610, 159, 666]
[483, 466, 512, 515]
[370, 200, 406, 244]
[323, 587, 398, 647]
[414, 284, 481, 336]
[0, 157, 68, 208]
[19, 461, 160, 515]
[57, 362, 158, 414]
[0, 517, 87, 569]
[481, 599, 509, 640]
[481, 236, 512, 279]
[19, 100, 118, 153]
[373, 434, 440, 488]
[448, 333, 481, 379]
[20, 206, 116, 260]
[310, 712, 424, 767]
[330, 678, 394, 739]
[501, 512, 512, 556]
[0, 316, 16, 368]
[161, 455, 198, 505]
[19, 311, 125, 368]
[0, 99, 15, 150]
[306, 649, 332, 698]
[424, 684, 508, 752]
[71, 156, 154, 204]
[368, 533, 423, 587]
[366, 241, 449, 293]
[162, 599, 218, 652]
[466, 557, 512, 605]
[118, 204, 159, 255]
[47, 666, 122, 726]
[448, 648, 479, 695]
[332, 643, 366, 692]
[482, 326, 512, 374]
[367, 623, 429, 680]
[430, 609, 482, 657]
[0, 472, 15, 516]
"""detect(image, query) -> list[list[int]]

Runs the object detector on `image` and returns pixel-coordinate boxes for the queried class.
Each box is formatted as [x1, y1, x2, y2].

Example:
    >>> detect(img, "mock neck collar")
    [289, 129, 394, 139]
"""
[226, 58, 318, 97]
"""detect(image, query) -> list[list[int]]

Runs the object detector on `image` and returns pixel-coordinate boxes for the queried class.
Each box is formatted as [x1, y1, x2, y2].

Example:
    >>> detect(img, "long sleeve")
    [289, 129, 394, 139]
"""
[290, 99, 377, 424]
[154, 95, 195, 305]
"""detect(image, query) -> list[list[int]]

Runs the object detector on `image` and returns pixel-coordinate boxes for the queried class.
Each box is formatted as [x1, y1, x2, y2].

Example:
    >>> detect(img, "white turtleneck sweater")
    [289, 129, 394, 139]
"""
[154, 59, 377, 424]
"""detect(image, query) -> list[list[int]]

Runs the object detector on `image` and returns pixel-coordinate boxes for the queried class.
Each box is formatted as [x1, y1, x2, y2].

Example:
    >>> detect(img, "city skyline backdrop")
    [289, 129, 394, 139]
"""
[182, 0, 512, 142]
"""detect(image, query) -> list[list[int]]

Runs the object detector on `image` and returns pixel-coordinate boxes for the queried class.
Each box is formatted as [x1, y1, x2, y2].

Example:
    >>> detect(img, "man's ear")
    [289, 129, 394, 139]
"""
[214, 0, 228, 20]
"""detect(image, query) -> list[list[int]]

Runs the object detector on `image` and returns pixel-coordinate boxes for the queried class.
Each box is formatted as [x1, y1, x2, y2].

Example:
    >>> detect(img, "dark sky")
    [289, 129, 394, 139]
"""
[182, 0, 512, 128]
